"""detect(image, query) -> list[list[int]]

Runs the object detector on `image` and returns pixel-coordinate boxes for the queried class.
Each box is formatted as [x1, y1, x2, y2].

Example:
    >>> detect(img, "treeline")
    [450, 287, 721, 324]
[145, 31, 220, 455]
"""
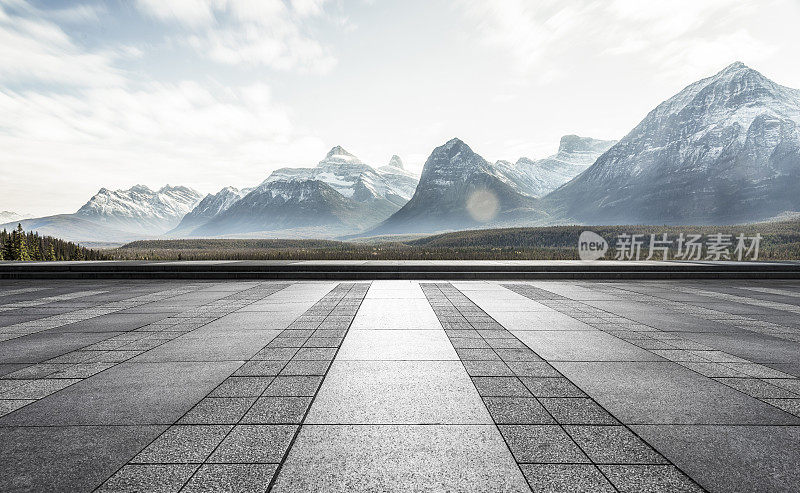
[0, 224, 107, 261]
[107, 220, 800, 261]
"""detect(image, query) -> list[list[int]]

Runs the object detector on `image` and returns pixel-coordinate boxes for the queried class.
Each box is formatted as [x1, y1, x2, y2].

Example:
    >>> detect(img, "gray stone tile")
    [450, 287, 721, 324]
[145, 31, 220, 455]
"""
[178, 398, 256, 424]
[132, 425, 231, 464]
[499, 424, 589, 463]
[279, 359, 330, 376]
[308, 361, 490, 424]
[633, 424, 800, 493]
[519, 464, 615, 492]
[234, 360, 286, 377]
[506, 360, 562, 377]
[764, 398, 800, 416]
[565, 425, 667, 464]
[98, 464, 199, 492]
[0, 361, 239, 426]
[242, 396, 313, 424]
[520, 377, 586, 398]
[514, 330, 662, 362]
[0, 425, 166, 492]
[182, 464, 277, 493]
[483, 397, 554, 424]
[539, 398, 619, 425]
[209, 376, 274, 398]
[718, 378, 798, 399]
[471, 376, 532, 397]
[599, 465, 702, 493]
[208, 424, 297, 463]
[263, 376, 323, 397]
[462, 359, 514, 376]
[271, 424, 529, 492]
[553, 361, 800, 425]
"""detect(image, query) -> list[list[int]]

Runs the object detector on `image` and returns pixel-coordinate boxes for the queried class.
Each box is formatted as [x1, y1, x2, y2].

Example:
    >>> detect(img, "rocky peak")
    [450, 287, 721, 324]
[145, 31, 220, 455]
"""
[387, 155, 404, 169]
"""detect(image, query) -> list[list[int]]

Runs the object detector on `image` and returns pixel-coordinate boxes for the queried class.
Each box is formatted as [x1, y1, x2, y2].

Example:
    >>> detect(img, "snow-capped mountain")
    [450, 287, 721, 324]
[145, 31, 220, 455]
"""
[75, 184, 203, 234]
[546, 62, 800, 224]
[375, 155, 419, 201]
[187, 147, 419, 237]
[367, 138, 548, 235]
[0, 211, 33, 224]
[168, 186, 248, 236]
[495, 135, 616, 198]
[262, 146, 418, 204]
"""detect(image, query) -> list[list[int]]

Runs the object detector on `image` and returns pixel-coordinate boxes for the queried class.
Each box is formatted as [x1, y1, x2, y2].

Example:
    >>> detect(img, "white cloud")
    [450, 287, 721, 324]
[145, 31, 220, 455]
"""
[135, 0, 337, 73]
[0, 1, 329, 216]
[0, 2, 121, 87]
[456, 0, 795, 84]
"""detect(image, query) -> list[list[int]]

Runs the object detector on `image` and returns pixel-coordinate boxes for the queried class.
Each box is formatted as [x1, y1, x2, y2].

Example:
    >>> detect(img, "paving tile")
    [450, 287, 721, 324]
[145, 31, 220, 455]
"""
[207, 424, 297, 463]
[242, 396, 313, 424]
[263, 376, 323, 397]
[1, 378, 80, 399]
[520, 377, 586, 398]
[471, 376, 532, 397]
[338, 330, 457, 360]
[462, 360, 514, 376]
[539, 398, 619, 425]
[553, 361, 800, 425]
[0, 398, 35, 416]
[455, 348, 501, 360]
[133, 425, 232, 463]
[182, 464, 277, 493]
[271, 424, 529, 492]
[763, 398, 800, 416]
[97, 464, 198, 492]
[209, 376, 274, 398]
[0, 361, 240, 426]
[506, 361, 562, 377]
[718, 378, 797, 399]
[178, 398, 256, 424]
[519, 464, 615, 492]
[498, 424, 589, 463]
[599, 465, 702, 493]
[234, 360, 286, 377]
[632, 424, 800, 492]
[514, 330, 662, 362]
[565, 425, 667, 464]
[483, 397, 554, 424]
[279, 359, 331, 376]
[308, 361, 490, 424]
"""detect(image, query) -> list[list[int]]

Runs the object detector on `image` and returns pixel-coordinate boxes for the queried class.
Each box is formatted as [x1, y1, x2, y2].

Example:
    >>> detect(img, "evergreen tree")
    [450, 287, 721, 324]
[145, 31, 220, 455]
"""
[47, 243, 56, 261]
[15, 224, 30, 261]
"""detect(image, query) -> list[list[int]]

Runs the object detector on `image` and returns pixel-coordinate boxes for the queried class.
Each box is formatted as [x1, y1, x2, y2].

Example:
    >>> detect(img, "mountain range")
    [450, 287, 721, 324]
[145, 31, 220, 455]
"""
[3, 62, 798, 243]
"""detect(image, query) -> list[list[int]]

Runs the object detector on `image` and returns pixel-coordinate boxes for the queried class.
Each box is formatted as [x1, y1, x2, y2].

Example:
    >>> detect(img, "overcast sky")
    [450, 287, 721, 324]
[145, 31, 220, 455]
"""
[3, 0, 800, 216]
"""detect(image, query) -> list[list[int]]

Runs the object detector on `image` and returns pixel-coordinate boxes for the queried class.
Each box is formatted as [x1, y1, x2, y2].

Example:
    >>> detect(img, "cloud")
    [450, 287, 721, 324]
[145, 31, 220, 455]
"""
[135, 0, 337, 73]
[455, 0, 794, 84]
[0, 2, 121, 87]
[0, 1, 329, 215]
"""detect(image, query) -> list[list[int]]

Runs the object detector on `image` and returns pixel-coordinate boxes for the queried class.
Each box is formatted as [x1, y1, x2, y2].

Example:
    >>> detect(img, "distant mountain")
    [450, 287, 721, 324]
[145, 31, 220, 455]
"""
[263, 146, 417, 204]
[0, 211, 33, 224]
[494, 135, 616, 198]
[546, 62, 800, 224]
[168, 186, 248, 236]
[0, 215, 145, 244]
[76, 184, 202, 234]
[189, 147, 420, 237]
[366, 138, 548, 235]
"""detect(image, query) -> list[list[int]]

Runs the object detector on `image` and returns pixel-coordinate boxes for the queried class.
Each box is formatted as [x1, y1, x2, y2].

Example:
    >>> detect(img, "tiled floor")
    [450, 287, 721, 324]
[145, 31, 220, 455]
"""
[1, 279, 799, 492]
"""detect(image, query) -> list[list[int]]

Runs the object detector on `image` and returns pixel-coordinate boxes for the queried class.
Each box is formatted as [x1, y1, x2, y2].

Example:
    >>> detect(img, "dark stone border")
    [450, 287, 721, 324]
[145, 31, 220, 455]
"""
[2, 261, 799, 280]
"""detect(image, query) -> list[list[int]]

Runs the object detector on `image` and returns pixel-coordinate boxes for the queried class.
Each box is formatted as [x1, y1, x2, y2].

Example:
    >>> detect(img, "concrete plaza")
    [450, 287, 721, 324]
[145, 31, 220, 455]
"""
[0, 278, 798, 492]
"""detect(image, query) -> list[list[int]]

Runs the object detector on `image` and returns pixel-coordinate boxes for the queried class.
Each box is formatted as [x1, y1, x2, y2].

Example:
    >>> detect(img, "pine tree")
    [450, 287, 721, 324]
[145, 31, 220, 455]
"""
[47, 243, 56, 261]
[15, 224, 30, 261]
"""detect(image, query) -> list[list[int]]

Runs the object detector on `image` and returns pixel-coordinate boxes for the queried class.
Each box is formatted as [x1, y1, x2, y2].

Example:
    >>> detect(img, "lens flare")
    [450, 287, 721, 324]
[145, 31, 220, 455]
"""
[466, 189, 499, 222]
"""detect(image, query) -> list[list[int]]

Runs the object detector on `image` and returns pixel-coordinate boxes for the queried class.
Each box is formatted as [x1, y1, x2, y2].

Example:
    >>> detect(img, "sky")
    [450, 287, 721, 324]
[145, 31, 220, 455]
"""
[2, 0, 800, 216]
